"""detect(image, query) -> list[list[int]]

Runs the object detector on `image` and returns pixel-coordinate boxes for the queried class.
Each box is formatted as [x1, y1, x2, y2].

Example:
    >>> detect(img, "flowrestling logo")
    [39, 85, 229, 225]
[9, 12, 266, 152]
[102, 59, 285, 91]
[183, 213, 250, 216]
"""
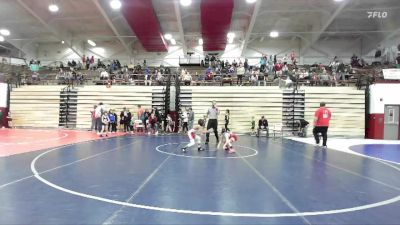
[367, 11, 388, 19]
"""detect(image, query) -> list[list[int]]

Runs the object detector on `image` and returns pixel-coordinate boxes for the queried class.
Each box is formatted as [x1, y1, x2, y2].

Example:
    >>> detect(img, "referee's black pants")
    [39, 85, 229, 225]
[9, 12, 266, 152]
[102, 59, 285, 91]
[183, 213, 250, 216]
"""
[313, 126, 329, 147]
[206, 119, 219, 143]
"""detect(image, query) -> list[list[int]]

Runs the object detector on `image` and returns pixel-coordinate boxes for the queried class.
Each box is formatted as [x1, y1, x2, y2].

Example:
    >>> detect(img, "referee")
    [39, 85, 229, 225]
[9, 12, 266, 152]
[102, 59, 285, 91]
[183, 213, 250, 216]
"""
[206, 100, 220, 144]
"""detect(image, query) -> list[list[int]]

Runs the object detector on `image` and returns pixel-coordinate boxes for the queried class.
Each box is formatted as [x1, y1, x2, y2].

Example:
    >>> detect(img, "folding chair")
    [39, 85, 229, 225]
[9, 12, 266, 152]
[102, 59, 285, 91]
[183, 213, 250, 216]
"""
[272, 123, 284, 138]
[257, 126, 269, 138]
[134, 120, 145, 134]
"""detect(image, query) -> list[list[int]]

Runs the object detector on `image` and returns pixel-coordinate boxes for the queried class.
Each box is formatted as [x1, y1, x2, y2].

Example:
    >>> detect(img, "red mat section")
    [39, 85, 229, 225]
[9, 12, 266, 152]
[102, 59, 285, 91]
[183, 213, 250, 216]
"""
[0, 129, 125, 157]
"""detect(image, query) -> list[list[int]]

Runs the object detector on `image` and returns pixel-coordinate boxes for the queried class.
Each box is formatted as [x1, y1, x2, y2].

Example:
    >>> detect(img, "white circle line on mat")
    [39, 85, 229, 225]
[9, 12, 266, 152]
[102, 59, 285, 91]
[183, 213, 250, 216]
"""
[155, 143, 258, 159]
[30, 144, 400, 218]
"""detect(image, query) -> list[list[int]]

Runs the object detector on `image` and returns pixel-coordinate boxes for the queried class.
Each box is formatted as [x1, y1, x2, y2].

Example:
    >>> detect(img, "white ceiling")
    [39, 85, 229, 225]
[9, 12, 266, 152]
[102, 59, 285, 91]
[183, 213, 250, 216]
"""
[0, 0, 399, 57]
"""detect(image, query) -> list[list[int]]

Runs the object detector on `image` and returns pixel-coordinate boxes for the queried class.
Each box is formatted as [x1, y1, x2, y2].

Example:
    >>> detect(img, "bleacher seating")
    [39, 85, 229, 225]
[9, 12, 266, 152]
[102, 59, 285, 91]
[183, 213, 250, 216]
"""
[187, 86, 283, 134]
[76, 86, 153, 129]
[304, 87, 365, 137]
[9, 85, 365, 137]
[10, 86, 62, 128]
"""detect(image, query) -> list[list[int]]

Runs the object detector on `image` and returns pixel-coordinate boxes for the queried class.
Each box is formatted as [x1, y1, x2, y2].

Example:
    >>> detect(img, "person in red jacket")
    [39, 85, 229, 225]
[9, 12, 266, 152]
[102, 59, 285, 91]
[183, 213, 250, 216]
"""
[313, 102, 332, 148]
[148, 113, 158, 135]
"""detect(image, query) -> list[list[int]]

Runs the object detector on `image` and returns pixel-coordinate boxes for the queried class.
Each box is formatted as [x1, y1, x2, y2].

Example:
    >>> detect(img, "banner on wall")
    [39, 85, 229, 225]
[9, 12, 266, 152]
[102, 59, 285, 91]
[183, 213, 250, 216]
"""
[0, 83, 8, 108]
[382, 69, 400, 80]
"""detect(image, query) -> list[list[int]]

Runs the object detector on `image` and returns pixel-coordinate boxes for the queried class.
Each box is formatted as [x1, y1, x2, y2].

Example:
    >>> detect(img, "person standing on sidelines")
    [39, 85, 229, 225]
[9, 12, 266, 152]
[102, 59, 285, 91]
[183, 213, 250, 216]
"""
[188, 107, 195, 129]
[205, 100, 220, 144]
[95, 102, 105, 135]
[90, 105, 97, 131]
[313, 102, 332, 148]
[224, 109, 230, 131]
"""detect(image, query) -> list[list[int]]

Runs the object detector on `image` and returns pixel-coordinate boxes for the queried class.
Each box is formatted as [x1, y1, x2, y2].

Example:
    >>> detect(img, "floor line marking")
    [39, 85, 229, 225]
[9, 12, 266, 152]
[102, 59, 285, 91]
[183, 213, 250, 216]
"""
[280, 139, 400, 191]
[236, 150, 312, 225]
[156, 143, 258, 159]
[0, 137, 133, 190]
[30, 137, 400, 218]
[0, 175, 34, 189]
[38, 140, 140, 175]
[102, 155, 172, 225]
[287, 137, 400, 166]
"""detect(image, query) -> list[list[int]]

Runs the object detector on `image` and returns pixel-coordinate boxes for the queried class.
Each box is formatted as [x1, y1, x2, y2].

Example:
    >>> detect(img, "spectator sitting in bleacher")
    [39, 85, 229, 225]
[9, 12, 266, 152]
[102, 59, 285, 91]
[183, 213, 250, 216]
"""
[214, 69, 221, 82]
[250, 72, 258, 86]
[282, 62, 289, 75]
[180, 68, 187, 79]
[203, 67, 213, 81]
[351, 54, 362, 68]
[100, 70, 109, 80]
[144, 67, 152, 86]
[197, 72, 204, 82]
[183, 72, 192, 85]
[156, 70, 164, 85]
[205, 71, 213, 81]
[310, 73, 319, 86]
[232, 59, 238, 68]
[284, 76, 293, 89]
[320, 68, 331, 86]
[228, 65, 235, 74]
[257, 71, 265, 86]
[225, 60, 230, 68]
[275, 60, 283, 76]
[237, 64, 245, 86]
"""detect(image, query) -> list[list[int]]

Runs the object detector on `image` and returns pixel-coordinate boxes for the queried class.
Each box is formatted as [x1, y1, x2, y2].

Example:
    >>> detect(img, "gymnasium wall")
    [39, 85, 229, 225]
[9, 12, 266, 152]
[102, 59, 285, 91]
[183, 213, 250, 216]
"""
[9, 85, 365, 137]
[367, 83, 400, 139]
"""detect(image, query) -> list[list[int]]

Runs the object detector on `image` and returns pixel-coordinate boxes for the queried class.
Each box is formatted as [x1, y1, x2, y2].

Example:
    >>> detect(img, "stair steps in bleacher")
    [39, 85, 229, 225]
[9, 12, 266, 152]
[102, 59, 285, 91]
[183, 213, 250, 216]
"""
[59, 86, 78, 128]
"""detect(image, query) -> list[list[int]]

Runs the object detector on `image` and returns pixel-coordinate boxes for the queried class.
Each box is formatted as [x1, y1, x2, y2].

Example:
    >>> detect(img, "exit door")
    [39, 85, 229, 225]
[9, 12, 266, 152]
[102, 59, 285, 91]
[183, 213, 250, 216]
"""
[384, 105, 400, 140]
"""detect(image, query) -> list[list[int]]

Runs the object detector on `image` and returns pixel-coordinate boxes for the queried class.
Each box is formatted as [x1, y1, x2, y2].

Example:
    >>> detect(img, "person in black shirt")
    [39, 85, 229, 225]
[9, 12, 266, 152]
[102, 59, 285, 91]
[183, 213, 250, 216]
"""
[297, 119, 309, 137]
[224, 109, 230, 131]
[257, 116, 269, 137]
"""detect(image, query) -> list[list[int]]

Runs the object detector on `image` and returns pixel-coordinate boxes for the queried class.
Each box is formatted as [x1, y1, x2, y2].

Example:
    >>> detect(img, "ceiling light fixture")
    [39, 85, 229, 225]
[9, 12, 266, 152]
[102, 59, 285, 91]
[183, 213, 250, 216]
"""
[227, 32, 236, 39]
[110, 0, 122, 10]
[170, 39, 176, 45]
[48, 4, 59, 12]
[0, 29, 10, 36]
[246, 0, 257, 3]
[199, 38, 203, 45]
[180, 0, 192, 7]
[270, 31, 279, 38]
[61, 40, 65, 44]
[87, 40, 96, 47]
[164, 33, 173, 40]
[0, 36, 4, 42]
